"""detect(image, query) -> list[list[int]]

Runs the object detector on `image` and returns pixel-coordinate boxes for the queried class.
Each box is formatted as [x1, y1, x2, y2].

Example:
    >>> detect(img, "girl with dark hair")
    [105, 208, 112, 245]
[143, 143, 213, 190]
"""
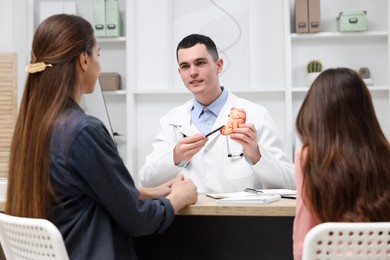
[293, 67, 390, 260]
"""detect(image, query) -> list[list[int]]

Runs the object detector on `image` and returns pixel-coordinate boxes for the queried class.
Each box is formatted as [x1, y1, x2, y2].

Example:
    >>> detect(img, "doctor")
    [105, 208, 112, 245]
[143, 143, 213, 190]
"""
[139, 34, 295, 193]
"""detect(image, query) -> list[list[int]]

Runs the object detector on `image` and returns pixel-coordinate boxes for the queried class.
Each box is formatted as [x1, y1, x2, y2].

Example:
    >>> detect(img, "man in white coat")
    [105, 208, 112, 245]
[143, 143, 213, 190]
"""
[139, 34, 295, 193]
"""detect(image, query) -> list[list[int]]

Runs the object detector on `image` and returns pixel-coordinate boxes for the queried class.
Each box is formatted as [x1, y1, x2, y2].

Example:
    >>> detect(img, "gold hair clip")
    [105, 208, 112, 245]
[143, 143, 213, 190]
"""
[25, 62, 53, 74]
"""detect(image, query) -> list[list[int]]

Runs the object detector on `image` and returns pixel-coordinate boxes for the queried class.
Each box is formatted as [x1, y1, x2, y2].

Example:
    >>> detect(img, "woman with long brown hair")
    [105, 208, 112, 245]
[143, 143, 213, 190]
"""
[6, 14, 197, 259]
[293, 67, 390, 260]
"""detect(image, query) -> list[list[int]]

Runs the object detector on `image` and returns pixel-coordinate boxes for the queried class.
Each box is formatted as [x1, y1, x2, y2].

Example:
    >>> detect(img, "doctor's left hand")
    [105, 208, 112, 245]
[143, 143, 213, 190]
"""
[230, 123, 261, 164]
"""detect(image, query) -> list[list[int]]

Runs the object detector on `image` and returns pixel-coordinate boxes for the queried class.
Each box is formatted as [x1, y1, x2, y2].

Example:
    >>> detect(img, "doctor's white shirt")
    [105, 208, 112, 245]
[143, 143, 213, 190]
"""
[139, 91, 295, 193]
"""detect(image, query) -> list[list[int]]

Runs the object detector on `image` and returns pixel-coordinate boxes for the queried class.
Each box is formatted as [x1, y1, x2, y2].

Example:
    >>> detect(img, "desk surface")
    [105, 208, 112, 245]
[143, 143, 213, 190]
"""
[0, 195, 296, 217]
[178, 194, 296, 217]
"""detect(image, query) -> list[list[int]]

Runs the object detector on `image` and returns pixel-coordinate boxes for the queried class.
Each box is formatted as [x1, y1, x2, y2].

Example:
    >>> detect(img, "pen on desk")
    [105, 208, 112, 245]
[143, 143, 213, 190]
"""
[205, 125, 225, 138]
[244, 188, 263, 195]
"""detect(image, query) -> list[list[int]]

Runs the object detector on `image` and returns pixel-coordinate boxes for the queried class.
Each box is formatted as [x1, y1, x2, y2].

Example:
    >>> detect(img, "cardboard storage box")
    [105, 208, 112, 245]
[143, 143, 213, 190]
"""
[337, 11, 367, 32]
[99, 72, 121, 90]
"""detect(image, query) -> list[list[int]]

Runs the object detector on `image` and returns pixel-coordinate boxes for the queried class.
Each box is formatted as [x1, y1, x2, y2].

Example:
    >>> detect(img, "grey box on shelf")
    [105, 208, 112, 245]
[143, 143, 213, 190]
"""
[337, 11, 367, 32]
[99, 72, 121, 90]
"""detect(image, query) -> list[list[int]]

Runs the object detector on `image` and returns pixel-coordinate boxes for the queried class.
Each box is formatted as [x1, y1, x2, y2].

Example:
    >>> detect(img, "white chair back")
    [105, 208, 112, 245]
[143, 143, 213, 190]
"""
[0, 212, 69, 260]
[302, 222, 390, 260]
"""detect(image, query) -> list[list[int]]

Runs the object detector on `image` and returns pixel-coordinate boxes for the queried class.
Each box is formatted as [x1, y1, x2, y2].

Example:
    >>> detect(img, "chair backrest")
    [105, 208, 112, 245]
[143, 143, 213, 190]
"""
[0, 212, 69, 260]
[302, 222, 390, 260]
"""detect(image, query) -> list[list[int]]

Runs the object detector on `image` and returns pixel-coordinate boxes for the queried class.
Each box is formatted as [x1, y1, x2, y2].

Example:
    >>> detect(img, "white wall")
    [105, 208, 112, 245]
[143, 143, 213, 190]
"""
[3, 1, 390, 175]
[1, 0, 29, 106]
[0, 1, 13, 52]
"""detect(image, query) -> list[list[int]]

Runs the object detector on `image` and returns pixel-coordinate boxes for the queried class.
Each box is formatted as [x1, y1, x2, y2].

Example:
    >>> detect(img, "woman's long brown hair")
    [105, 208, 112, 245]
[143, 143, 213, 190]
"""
[6, 14, 95, 218]
[296, 68, 390, 222]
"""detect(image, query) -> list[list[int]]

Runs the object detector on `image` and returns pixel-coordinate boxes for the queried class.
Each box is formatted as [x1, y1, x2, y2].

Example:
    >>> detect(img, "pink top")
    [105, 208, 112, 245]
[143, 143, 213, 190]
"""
[293, 148, 321, 260]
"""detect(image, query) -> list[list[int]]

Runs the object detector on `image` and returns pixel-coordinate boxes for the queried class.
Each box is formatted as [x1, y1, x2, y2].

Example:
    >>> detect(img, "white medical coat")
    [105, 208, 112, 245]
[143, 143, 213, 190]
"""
[139, 92, 295, 193]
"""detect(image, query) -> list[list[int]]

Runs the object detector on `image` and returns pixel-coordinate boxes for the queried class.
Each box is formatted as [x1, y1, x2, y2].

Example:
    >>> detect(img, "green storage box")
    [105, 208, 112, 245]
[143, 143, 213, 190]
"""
[337, 11, 367, 32]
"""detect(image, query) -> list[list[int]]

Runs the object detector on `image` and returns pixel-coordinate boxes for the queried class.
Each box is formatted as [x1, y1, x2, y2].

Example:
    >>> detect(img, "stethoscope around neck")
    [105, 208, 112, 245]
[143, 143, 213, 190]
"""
[225, 136, 244, 158]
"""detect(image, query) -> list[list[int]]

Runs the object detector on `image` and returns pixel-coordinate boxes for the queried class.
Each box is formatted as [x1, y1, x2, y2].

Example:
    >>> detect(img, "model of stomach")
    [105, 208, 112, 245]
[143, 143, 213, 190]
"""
[220, 107, 246, 135]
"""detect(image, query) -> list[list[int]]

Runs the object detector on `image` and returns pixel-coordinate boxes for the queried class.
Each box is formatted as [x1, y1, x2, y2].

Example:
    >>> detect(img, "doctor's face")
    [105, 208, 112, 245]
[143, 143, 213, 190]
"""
[177, 43, 223, 103]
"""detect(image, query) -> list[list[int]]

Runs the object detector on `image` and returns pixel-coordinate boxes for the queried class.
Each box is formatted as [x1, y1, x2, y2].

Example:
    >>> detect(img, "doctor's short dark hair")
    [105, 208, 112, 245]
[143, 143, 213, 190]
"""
[176, 34, 219, 62]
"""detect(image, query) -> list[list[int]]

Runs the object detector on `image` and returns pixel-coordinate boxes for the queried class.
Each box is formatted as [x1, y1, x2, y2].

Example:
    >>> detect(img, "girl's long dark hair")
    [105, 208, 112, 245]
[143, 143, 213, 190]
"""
[7, 14, 95, 218]
[296, 68, 390, 222]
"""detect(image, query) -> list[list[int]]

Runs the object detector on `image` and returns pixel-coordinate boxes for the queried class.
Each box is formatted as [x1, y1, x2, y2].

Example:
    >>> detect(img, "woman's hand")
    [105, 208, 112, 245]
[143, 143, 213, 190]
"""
[138, 177, 175, 200]
[166, 174, 198, 214]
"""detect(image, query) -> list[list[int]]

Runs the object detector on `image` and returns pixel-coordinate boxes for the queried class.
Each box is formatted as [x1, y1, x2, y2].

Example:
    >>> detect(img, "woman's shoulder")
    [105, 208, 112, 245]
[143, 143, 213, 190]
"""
[54, 104, 108, 140]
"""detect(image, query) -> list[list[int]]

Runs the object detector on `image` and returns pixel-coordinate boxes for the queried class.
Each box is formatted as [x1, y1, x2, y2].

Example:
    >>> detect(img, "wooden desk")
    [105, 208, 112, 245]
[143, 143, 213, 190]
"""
[134, 194, 296, 260]
[178, 194, 296, 216]
[1, 196, 296, 259]
[0, 194, 296, 216]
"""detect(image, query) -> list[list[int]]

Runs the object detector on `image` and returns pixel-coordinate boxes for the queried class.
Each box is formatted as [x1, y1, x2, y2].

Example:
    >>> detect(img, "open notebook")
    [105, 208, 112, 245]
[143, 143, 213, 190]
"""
[207, 191, 281, 205]
[207, 189, 296, 204]
[249, 189, 297, 199]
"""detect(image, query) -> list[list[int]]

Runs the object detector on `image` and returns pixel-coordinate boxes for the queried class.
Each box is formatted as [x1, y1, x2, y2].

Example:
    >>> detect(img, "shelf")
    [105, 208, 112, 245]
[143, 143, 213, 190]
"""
[292, 86, 389, 93]
[132, 88, 286, 95]
[291, 31, 388, 41]
[97, 37, 126, 43]
[232, 89, 286, 93]
[103, 90, 127, 96]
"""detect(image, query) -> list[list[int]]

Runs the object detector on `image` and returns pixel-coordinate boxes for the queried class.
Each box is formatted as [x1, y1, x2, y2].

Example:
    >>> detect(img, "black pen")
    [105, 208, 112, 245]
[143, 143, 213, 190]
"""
[205, 125, 225, 137]
[244, 188, 263, 195]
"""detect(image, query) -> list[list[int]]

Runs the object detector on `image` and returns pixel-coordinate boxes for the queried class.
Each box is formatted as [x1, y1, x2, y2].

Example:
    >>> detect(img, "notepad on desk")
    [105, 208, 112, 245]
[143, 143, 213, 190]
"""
[207, 191, 281, 205]
[245, 188, 297, 199]
[217, 194, 282, 205]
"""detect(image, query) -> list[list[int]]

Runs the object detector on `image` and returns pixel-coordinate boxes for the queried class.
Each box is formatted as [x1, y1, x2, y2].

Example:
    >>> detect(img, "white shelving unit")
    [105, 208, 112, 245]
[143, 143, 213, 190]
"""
[126, 0, 390, 182]
[27, 0, 128, 163]
[25, 0, 390, 184]
[126, 1, 290, 183]
[288, 0, 390, 155]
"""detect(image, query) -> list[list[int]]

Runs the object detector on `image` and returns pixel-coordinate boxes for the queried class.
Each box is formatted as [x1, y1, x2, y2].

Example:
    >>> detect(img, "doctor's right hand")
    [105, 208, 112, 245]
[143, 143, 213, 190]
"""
[173, 133, 207, 165]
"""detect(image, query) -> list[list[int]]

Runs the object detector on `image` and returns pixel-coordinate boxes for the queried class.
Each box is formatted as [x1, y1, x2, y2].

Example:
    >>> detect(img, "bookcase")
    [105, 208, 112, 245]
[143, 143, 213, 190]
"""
[27, 0, 128, 162]
[288, 0, 390, 157]
[25, 0, 390, 185]
[126, 0, 390, 185]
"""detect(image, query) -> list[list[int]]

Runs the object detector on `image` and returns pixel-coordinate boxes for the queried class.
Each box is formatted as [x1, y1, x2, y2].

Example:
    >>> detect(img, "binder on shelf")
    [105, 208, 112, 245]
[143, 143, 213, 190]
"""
[93, 0, 106, 37]
[105, 0, 122, 37]
[294, 0, 308, 33]
[308, 0, 321, 32]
